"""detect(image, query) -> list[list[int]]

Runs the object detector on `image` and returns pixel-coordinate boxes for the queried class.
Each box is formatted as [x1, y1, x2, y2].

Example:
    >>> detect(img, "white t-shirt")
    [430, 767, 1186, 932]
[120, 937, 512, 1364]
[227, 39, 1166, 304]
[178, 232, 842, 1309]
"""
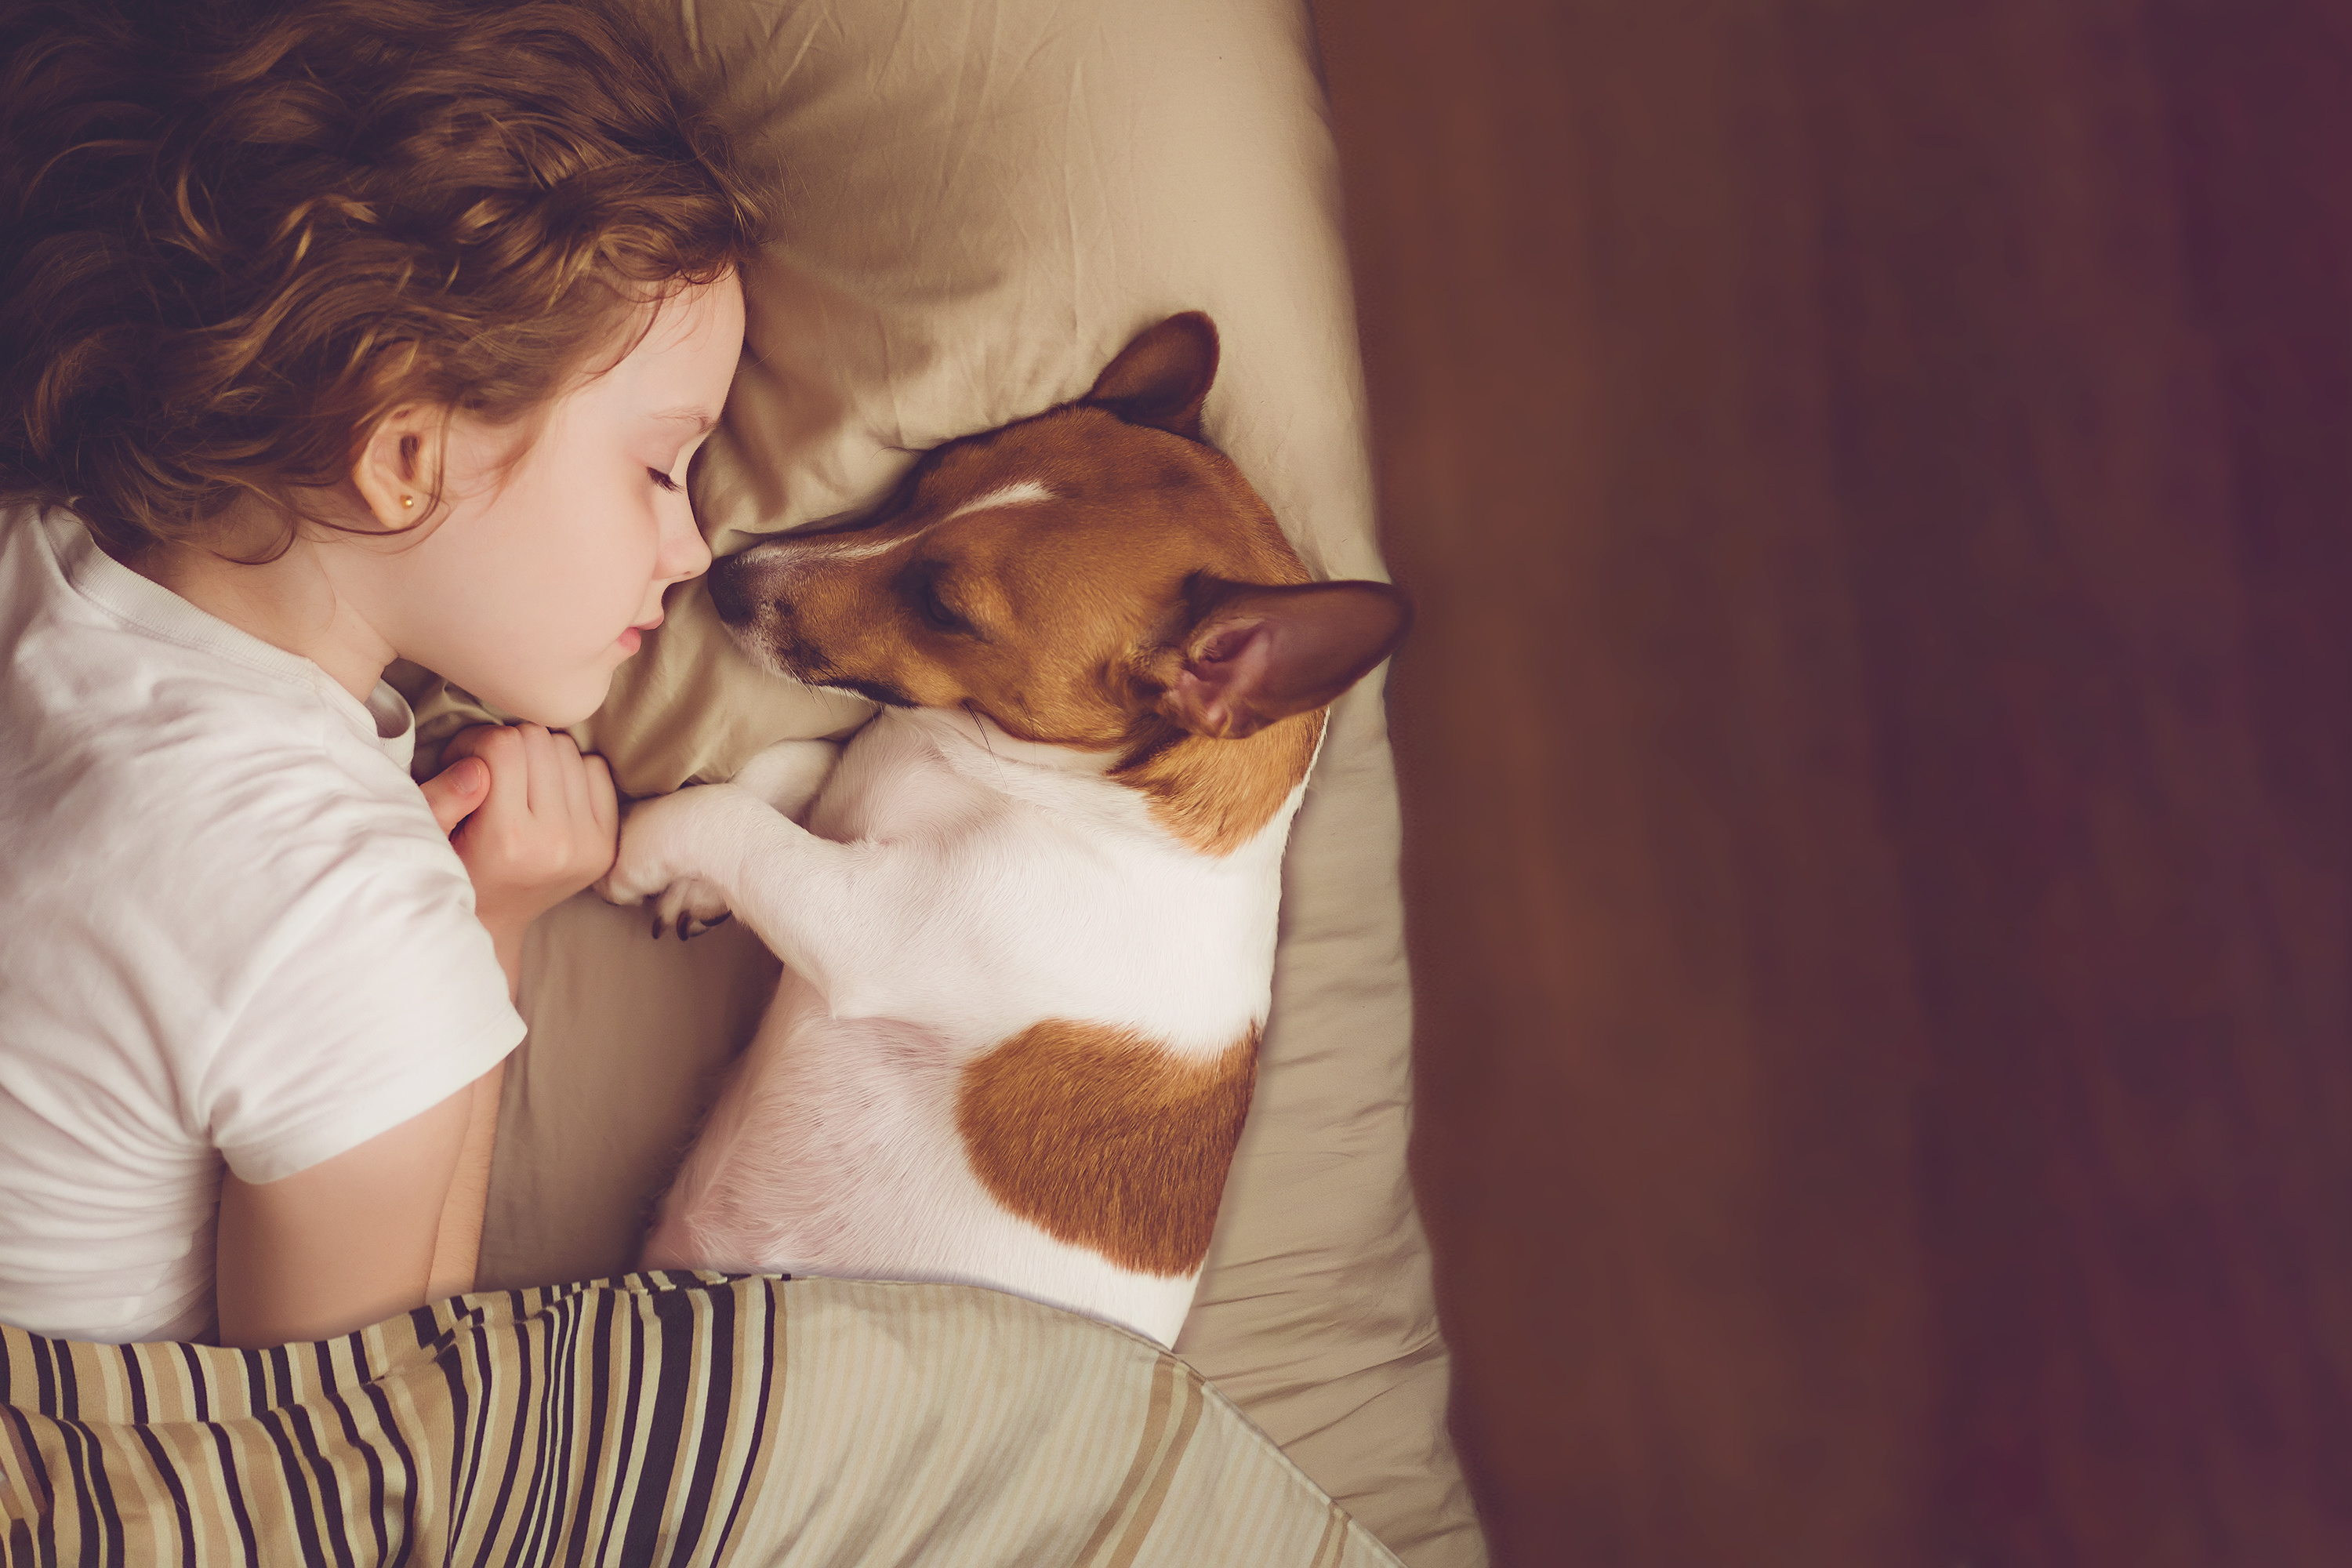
[0, 506, 524, 1343]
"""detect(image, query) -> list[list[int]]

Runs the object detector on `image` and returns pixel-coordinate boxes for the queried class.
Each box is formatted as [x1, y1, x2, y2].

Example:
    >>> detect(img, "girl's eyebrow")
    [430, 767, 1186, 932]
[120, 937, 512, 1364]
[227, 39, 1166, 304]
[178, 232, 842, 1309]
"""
[652, 408, 719, 431]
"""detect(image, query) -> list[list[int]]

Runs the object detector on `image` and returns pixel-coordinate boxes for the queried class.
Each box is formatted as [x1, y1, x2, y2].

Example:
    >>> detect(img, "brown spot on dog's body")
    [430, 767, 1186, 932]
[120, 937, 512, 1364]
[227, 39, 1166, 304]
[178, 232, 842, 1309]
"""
[956, 1019, 1261, 1277]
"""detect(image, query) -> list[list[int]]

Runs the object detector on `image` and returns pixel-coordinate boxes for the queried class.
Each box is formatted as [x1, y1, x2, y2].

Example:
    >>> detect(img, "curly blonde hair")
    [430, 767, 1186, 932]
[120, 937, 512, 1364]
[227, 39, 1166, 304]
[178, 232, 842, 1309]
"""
[0, 0, 764, 559]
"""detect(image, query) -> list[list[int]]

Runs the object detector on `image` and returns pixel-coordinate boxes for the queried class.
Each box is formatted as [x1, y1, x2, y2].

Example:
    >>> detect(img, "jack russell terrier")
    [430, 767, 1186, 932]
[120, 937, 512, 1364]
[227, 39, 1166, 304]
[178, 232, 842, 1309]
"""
[595, 313, 1410, 1346]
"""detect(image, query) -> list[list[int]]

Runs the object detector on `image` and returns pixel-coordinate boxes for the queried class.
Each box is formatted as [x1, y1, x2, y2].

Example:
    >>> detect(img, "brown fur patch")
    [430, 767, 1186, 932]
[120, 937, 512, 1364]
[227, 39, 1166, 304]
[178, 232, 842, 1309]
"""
[956, 1018, 1261, 1277]
[1115, 708, 1325, 856]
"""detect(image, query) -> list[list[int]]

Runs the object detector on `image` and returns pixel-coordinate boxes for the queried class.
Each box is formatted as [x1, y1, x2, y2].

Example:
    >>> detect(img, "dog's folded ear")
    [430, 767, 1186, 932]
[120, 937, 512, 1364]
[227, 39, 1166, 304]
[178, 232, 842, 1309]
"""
[1156, 579, 1413, 740]
[1086, 312, 1220, 441]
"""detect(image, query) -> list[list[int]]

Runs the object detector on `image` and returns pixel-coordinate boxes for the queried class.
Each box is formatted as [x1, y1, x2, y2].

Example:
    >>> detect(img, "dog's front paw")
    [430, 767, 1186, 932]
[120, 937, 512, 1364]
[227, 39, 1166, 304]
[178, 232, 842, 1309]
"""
[728, 738, 841, 824]
[648, 878, 733, 942]
[594, 789, 736, 939]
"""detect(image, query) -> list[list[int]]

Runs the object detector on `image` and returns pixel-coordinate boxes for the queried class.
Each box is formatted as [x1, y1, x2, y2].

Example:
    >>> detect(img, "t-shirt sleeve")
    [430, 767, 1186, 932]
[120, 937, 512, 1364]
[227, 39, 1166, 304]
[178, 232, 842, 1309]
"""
[201, 820, 524, 1186]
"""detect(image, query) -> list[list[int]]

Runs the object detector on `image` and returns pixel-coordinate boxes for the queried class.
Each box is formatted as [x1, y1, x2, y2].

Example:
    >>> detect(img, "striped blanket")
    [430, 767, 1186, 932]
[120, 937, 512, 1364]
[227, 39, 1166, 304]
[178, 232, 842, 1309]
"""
[0, 1271, 1399, 1566]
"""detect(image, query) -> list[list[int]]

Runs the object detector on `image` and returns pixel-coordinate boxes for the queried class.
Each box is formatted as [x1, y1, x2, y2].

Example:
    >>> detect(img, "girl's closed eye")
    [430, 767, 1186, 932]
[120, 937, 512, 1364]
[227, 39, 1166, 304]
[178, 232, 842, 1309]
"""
[649, 467, 681, 492]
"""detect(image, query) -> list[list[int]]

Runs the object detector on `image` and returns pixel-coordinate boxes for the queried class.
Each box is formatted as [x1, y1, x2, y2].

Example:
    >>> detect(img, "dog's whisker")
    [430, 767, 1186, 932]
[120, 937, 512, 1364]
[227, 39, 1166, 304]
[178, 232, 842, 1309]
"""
[963, 699, 1007, 786]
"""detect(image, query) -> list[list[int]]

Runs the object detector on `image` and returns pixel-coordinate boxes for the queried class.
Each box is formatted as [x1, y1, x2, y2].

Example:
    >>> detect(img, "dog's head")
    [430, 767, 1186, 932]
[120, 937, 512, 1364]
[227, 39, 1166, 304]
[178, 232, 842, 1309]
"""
[710, 313, 1410, 751]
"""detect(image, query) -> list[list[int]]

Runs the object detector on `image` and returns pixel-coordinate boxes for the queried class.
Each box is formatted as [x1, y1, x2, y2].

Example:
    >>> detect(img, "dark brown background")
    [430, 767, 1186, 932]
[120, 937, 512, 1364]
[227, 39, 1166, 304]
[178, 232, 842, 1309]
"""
[1311, 2, 2352, 1564]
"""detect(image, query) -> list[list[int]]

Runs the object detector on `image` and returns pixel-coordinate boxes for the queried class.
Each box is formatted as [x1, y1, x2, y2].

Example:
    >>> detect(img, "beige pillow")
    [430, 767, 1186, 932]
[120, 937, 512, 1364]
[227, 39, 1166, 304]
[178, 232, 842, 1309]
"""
[408, 2, 1484, 1562]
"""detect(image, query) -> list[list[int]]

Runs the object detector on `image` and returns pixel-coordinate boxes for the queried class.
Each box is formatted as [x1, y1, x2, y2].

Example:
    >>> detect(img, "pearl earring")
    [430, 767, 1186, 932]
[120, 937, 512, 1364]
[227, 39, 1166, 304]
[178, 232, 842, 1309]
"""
[400, 495, 415, 509]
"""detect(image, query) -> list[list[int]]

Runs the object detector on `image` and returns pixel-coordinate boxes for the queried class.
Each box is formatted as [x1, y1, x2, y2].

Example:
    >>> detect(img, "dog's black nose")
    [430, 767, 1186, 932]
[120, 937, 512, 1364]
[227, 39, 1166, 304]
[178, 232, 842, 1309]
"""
[707, 550, 754, 625]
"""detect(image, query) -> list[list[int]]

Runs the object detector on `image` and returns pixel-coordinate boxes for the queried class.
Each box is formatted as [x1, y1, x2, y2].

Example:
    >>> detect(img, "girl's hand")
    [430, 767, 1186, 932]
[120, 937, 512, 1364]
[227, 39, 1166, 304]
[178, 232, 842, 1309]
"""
[420, 723, 620, 991]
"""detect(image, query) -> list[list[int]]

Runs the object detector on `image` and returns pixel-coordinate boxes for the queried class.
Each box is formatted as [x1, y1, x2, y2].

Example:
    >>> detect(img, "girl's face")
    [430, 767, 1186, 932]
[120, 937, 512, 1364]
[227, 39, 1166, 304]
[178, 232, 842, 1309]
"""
[342, 275, 745, 727]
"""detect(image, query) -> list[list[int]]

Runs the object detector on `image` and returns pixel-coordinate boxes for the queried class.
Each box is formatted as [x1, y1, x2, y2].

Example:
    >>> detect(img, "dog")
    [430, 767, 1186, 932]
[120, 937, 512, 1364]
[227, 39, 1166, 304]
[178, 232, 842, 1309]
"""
[595, 313, 1410, 1346]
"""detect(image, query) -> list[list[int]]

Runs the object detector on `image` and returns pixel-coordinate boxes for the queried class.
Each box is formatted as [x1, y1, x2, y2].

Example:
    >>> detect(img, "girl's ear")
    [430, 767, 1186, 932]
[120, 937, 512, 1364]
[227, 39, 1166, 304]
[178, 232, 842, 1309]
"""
[350, 405, 448, 530]
[1156, 578, 1414, 739]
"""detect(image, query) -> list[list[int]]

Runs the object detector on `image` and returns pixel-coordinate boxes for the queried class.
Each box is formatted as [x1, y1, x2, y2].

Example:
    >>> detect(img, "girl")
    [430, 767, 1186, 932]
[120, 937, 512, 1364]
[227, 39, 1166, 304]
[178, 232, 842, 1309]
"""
[0, 0, 758, 1348]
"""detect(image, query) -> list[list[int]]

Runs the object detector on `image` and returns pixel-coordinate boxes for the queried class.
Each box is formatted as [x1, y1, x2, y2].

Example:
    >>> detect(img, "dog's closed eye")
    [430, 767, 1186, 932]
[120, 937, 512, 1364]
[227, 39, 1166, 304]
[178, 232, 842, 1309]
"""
[916, 574, 978, 638]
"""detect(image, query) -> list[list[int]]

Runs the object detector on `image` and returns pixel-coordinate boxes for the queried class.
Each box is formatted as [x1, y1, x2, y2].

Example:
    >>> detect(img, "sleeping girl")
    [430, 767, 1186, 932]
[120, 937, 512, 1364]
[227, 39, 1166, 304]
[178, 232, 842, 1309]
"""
[0, 0, 756, 1349]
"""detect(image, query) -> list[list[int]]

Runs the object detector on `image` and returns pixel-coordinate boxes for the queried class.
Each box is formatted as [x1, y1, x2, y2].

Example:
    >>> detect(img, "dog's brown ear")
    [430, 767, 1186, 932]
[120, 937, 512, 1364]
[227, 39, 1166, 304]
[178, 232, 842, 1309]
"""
[1086, 312, 1219, 441]
[1157, 579, 1413, 739]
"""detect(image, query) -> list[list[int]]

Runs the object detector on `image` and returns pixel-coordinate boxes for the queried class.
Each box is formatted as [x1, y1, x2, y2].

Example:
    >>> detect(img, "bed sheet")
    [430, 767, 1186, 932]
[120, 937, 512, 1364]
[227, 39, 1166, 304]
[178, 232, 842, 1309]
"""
[401, 2, 1485, 1561]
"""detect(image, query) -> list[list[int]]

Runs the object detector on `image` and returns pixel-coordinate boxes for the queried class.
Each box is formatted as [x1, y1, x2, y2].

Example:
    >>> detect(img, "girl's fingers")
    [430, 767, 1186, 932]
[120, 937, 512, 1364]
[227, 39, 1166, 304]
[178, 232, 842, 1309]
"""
[456, 725, 527, 831]
[517, 723, 557, 818]
[417, 753, 488, 835]
[585, 757, 620, 877]
[586, 756, 619, 837]
[557, 731, 591, 822]
[446, 722, 612, 888]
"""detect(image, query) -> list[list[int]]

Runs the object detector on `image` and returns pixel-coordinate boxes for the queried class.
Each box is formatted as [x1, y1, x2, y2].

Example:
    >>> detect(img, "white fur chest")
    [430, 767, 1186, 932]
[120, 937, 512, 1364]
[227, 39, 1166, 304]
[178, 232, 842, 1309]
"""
[796, 709, 1299, 1060]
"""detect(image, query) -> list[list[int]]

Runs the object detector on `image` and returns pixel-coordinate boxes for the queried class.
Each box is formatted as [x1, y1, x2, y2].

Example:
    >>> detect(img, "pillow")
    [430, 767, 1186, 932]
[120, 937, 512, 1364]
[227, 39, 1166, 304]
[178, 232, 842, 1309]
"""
[408, 2, 1486, 1562]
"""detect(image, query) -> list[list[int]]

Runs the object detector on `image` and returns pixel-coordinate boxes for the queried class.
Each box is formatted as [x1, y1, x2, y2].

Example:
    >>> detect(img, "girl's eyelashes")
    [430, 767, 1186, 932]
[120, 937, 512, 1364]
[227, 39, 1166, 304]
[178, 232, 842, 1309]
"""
[648, 466, 681, 493]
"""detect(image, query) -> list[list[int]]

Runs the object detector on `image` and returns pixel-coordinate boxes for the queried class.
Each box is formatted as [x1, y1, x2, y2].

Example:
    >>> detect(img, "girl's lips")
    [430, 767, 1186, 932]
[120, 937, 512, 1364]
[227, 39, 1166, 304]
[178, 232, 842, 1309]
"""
[616, 613, 663, 655]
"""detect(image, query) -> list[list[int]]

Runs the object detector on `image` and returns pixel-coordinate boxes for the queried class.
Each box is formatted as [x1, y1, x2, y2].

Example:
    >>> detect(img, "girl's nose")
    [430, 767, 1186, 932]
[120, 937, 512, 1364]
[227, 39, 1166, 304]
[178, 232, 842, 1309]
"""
[659, 499, 714, 586]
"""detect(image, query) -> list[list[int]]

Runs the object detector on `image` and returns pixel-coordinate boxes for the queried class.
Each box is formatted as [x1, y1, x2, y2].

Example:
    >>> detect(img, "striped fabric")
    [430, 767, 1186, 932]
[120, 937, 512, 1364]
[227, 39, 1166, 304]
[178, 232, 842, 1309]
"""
[0, 1271, 1399, 1566]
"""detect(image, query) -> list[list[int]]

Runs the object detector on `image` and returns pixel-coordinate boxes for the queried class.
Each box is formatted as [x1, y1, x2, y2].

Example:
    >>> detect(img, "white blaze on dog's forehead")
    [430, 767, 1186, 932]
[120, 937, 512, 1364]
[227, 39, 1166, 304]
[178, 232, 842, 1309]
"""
[811, 532, 914, 562]
[735, 481, 1058, 567]
[745, 528, 906, 564]
[946, 480, 1056, 521]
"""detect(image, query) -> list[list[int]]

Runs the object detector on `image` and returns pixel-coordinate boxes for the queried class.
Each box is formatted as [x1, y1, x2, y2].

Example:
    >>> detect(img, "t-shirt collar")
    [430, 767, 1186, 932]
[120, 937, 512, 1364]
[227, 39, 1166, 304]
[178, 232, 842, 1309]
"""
[42, 507, 419, 770]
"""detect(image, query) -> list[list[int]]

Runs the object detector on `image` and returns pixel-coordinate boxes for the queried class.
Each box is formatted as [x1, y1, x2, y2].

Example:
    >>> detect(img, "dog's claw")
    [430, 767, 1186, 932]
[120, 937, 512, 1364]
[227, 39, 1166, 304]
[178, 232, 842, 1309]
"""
[675, 909, 731, 942]
[650, 914, 667, 941]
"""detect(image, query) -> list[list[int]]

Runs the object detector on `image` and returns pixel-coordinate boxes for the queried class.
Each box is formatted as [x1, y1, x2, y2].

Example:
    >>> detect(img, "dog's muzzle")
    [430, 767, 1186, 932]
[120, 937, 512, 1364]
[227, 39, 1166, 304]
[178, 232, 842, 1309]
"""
[707, 548, 761, 626]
